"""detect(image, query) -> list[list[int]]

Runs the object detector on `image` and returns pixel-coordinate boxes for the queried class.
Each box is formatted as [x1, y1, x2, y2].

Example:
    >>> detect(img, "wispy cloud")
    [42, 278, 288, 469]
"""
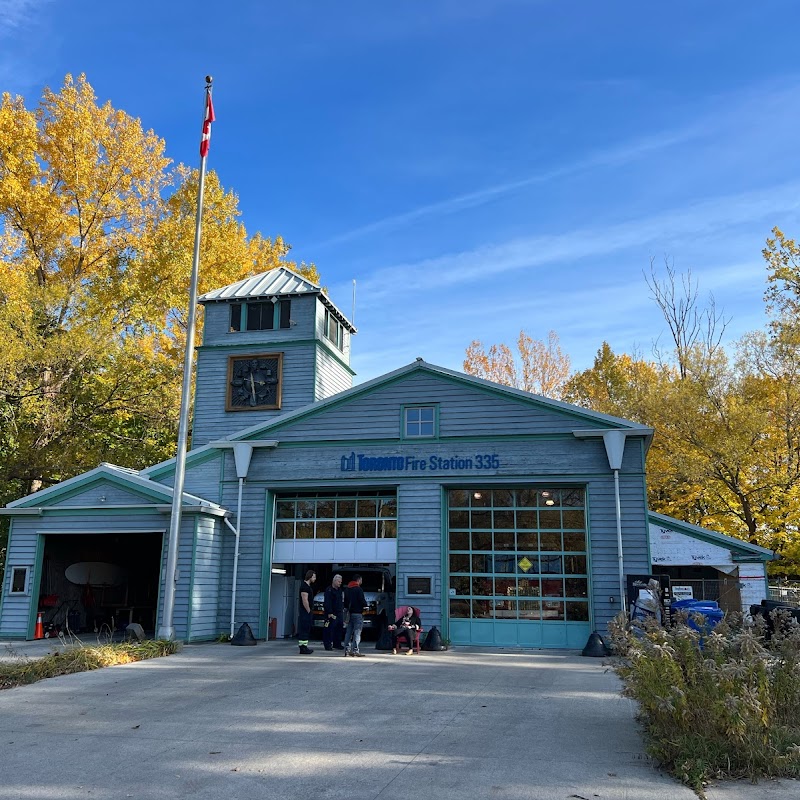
[314, 126, 699, 249]
[347, 181, 800, 302]
[0, 0, 46, 36]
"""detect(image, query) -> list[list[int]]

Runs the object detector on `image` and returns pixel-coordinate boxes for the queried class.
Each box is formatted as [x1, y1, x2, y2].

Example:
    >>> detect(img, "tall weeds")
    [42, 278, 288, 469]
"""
[610, 611, 800, 790]
[0, 640, 180, 690]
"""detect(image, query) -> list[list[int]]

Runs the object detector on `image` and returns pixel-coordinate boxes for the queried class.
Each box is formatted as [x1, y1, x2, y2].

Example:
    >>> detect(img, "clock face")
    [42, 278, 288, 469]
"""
[227, 354, 282, 410]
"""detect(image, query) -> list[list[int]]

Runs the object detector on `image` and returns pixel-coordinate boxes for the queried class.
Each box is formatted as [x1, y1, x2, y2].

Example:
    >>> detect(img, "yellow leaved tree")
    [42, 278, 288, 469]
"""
[0, 74, 315, 517]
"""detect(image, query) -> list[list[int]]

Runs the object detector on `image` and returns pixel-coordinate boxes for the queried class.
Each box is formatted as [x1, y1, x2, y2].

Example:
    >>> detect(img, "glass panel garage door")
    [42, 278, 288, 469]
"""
[447, 487, 591, 649]
[272, 491, 397, 563]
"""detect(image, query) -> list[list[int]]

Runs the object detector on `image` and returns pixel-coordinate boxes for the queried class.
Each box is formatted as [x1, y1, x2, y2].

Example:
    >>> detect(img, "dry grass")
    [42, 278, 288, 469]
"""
[0, 639, 181, 690]
[609, 610, 800, 792]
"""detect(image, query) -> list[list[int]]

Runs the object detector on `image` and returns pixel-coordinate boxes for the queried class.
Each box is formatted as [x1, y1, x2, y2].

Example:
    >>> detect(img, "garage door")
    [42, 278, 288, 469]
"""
[272, 490, 397, 563]
[447, 487, 591, 649]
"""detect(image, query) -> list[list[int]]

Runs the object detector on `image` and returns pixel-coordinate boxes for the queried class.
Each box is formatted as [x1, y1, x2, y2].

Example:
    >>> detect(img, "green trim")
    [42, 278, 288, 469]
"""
[186, 516, 199, 641]
[218, 472, 647, 492]
[0, 632, 26, 639]
[145, 447, 221, 480]
[14, 472, 173, 509]
[315, 338, 356, 376]
[584, 484, 596, 627]
[270, 432, 580, 449]
[27, 534, 46, 639]
[440, 485, 449, 641]
[258, 490, 276, 640]
[199, 337, 317, 353]
[218, 453, 226, 505]
[400, 403, 440, 442]
[187, 633, 220, 643]
[155, 531, 166, 636]
[37, 507, 171, 517]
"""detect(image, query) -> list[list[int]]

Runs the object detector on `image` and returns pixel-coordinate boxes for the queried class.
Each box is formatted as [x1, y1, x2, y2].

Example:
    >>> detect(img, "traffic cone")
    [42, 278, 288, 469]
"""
[34, 612, 44, 640]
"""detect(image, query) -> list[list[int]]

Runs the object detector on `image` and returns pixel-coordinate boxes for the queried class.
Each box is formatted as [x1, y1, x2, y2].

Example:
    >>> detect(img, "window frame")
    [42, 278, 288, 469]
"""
[401, 404, 439, 440]
[323, 309, 344, 351]
[230, 299, 291, 332]
[9, 566, 31, 595]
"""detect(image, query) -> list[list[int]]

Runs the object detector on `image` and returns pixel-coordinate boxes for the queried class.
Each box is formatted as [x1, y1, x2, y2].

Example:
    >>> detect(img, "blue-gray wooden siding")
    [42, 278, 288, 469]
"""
[188, 515, 223, 641]
[214, 476, 269, 638]
[314, 298, 351, 362]
[315, 346, 352, 401]
[0, 517, 38, 637]
[251, 372, 629, 442]
[202, 294, 318, 345]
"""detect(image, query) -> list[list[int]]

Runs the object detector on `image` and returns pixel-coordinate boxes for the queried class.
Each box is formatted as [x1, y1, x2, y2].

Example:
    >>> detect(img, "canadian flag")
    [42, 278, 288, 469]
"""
[200, 91, 215, 158]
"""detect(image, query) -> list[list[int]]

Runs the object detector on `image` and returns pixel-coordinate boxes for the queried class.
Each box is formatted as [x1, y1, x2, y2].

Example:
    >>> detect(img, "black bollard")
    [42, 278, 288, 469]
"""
[581, 631, 610, 657]
[231, 622, 257, 646]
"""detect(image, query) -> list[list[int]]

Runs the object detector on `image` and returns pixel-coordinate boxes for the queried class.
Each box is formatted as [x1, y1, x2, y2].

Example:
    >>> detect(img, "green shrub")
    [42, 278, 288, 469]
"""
[610, 610, 800, 790]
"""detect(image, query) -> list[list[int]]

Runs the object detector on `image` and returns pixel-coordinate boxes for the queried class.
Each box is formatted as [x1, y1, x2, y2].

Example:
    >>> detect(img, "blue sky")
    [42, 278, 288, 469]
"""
[4, 1, 800, 383]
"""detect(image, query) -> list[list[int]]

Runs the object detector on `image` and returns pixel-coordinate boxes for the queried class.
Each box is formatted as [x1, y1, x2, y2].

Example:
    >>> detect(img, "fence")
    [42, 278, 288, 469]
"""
[768, 583, 800, 607]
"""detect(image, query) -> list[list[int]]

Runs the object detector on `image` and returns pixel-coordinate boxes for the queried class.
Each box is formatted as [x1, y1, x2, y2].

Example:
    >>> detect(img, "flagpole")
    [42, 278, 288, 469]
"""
[158, 76, 214, 640]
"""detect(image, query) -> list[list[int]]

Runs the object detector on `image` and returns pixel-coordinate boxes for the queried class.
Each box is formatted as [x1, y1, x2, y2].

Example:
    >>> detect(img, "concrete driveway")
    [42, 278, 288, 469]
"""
[0, 640, 796, 800]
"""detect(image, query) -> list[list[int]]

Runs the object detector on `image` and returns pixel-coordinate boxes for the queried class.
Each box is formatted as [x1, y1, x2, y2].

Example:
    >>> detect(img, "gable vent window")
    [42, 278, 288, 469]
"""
[405, 405, 436, 438]
[230, 299, 291, 332]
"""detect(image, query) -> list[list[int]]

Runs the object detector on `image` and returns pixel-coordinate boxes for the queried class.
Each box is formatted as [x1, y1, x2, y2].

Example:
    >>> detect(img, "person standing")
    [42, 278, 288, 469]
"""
[323, 573, 345, 651]
[298, 569, 316, 655]
[343, 574, 366, 657]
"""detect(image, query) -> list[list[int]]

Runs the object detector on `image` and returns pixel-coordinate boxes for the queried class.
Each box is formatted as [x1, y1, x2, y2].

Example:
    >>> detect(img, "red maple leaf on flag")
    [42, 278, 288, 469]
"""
[200, 92, 215, 158]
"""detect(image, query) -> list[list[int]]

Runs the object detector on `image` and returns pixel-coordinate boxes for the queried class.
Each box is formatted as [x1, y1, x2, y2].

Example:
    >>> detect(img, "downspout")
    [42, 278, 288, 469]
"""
[603, 431, 627, 610]
[224, 503, 241, 638]
[225, 444, 254, 638]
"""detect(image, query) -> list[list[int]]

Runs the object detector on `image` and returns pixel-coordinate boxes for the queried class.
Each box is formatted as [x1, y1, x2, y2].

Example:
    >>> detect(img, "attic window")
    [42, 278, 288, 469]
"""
[230, 300, 291, 332]
[404, 405, 437, 438]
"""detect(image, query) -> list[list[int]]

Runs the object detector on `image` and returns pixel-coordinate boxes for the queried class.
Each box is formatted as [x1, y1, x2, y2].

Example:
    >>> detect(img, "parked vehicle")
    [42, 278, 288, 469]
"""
[313, 565, 395, 631]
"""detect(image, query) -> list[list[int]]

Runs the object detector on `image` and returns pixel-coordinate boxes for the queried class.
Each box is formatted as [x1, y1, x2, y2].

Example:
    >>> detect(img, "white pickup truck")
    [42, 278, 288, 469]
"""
[313, 565, 395, 631]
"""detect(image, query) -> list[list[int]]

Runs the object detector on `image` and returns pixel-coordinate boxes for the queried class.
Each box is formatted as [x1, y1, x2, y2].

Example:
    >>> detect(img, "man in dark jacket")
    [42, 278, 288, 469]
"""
[298, 569, 316, 655]
[343, 575, 366, 657]
[322, 573, 345, 651]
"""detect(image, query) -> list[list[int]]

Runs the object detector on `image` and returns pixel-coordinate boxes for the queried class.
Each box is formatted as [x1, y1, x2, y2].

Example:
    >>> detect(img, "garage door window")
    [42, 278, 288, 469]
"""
[448, 488, 589, 622]
[275, 491, 397, 539]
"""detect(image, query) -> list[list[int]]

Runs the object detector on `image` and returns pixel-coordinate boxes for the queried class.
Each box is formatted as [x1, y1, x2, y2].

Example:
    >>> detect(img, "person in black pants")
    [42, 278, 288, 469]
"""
[389, 607, 421, 654]
[323, 573, 345, 651]
[298, 569, 316, 655]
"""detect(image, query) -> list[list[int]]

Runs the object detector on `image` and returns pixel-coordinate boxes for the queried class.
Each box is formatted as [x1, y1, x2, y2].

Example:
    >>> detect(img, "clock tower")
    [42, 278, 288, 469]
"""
[190, 267, 356, 448]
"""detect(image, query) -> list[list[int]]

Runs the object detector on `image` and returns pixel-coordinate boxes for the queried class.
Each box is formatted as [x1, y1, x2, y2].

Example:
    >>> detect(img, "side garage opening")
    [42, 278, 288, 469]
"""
[38, 533, 163, 637]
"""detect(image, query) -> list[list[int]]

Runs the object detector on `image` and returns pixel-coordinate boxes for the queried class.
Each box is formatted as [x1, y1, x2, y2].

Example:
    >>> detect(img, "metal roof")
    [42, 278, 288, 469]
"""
[198, 267, 356, 331]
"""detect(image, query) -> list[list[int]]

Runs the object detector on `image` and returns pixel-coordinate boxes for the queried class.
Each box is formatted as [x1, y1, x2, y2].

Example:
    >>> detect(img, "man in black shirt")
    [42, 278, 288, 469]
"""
[298, 570, 316, 655]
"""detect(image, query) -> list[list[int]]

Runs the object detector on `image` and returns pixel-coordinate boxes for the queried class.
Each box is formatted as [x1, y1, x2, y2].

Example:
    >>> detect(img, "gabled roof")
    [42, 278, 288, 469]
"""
[4, 462, 223, 513]
[143, 358, 652, 479]
[198, 266, 356, 332]
[649, 511, 777, 561]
